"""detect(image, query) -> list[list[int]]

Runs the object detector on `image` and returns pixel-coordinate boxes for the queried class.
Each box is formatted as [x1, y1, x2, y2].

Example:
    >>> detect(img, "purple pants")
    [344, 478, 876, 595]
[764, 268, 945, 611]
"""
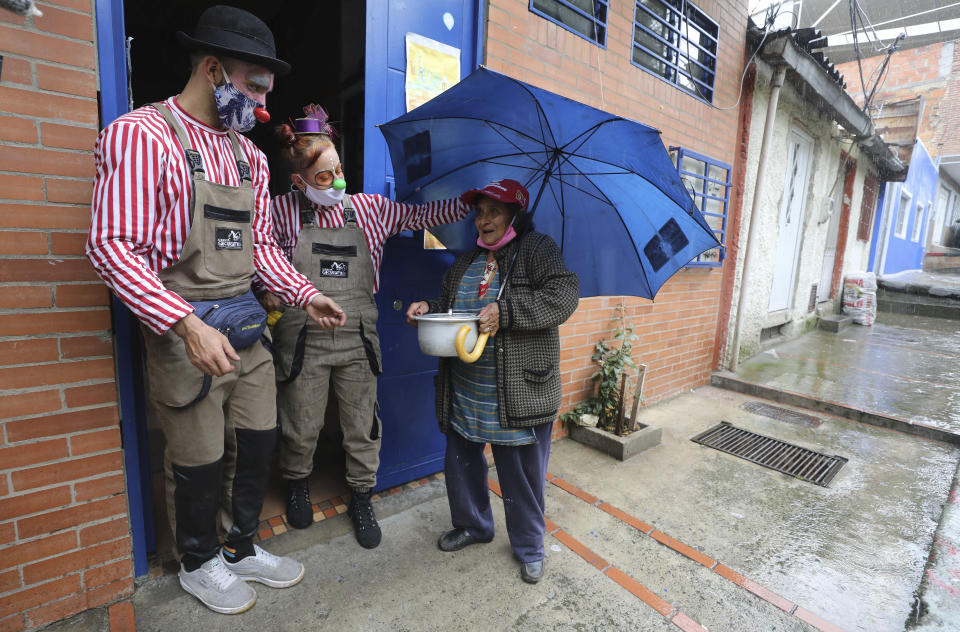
[443, 422, 553, 563]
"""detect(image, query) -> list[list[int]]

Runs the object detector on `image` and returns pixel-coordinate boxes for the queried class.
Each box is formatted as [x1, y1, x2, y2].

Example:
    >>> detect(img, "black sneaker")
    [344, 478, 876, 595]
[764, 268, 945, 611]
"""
[347, 489, 382, 549]
[285, 477, 313, 529]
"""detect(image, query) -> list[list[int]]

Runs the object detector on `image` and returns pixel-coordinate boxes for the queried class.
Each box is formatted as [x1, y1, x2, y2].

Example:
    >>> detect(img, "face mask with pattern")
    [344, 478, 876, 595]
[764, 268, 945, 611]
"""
[212, 67, 260, 133]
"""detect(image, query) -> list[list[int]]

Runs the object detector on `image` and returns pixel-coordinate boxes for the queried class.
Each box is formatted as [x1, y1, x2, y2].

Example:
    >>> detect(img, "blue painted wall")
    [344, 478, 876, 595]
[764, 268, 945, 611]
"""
[876, 141, 938, 274]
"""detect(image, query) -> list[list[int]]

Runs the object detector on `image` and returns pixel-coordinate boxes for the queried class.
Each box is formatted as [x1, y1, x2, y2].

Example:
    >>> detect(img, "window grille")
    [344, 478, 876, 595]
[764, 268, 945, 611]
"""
[633, 0, 718, 102]
[856, 174, 879, 241]
[670, 146, 730, 267]
[530, 0, 608, 46]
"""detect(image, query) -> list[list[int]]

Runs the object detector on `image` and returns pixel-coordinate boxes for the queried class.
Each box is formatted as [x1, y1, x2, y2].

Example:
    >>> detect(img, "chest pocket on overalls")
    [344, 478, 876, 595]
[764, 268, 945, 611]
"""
[311, 242, 356, 288]
[203, 202, 254, 279]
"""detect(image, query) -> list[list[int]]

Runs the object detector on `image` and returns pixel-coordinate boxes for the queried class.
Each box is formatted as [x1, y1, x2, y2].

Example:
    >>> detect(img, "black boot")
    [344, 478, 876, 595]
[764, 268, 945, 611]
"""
[347, 488, 381, 549]
[225, 427, 276, 557]
[172, 459, 223, 572]
[286, 477, 313, 529]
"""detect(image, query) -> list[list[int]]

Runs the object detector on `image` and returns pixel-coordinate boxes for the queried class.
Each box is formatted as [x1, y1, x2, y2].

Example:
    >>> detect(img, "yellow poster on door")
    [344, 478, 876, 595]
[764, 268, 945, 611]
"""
[405, 32, 460, 112]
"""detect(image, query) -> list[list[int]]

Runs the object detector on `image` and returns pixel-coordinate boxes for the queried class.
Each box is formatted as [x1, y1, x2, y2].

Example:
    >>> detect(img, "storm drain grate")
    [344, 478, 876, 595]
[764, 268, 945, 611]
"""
[740, 402, 823, 428]
[692, 422, 847, 487]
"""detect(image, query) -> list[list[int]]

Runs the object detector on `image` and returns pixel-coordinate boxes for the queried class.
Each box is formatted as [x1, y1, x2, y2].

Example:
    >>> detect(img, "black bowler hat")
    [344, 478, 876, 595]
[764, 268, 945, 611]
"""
[176, 5, 291, 76]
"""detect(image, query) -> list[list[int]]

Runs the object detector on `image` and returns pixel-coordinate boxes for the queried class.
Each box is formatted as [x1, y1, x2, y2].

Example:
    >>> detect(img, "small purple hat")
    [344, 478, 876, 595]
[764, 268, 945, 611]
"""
[293, 104, 335, 136]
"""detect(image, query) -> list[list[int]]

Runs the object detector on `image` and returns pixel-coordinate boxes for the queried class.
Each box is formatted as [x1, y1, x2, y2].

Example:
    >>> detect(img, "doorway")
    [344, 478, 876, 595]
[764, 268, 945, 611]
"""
[117, 0, 481, 567]
[769, 129, 813, 313]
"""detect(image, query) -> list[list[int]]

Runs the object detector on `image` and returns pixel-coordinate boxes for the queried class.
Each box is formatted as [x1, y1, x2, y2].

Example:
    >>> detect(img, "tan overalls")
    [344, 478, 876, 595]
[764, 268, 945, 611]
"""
[143, 103, 277, 567]
[273, 194, 382, 491]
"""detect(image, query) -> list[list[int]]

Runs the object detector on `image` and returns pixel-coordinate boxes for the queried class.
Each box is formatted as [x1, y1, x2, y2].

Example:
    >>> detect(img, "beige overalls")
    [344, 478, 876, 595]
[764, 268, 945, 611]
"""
[143, 103, 277, 567]
[273, 194, 382, 491]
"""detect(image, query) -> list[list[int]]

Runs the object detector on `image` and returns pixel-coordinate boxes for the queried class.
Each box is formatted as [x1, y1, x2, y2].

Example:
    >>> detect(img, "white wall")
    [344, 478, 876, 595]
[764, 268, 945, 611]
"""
[724, 60, 883, 366]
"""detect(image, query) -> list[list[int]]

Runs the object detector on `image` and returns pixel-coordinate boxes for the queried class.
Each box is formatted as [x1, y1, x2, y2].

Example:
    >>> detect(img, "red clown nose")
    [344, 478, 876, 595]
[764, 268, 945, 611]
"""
[254, 107, 270, 123]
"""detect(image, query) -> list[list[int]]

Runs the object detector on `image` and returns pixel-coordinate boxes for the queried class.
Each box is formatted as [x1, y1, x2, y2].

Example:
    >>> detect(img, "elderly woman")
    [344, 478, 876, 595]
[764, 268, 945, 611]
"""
[406, 179, 579, 583]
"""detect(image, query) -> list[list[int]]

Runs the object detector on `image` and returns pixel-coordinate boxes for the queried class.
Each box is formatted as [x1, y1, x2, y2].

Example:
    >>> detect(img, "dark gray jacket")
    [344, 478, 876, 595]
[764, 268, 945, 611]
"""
[427, 231, 579, 430]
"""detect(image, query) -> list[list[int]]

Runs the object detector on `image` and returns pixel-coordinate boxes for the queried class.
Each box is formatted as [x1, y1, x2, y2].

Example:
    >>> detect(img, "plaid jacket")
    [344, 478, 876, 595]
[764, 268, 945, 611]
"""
[427, 231, 579, 430]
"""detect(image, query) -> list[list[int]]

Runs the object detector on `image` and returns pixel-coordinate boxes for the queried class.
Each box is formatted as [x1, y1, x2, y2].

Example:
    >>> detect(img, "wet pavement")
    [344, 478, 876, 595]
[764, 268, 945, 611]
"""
[880, 270, 960, 298]
[57, 386, 953, 632]
[730, 312, 960, 436]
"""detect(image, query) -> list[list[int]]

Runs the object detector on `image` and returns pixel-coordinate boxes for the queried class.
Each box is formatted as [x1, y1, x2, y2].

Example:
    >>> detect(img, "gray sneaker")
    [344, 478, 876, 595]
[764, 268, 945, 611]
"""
[220, 544, 305, 588]
[179, 556, 257, 614]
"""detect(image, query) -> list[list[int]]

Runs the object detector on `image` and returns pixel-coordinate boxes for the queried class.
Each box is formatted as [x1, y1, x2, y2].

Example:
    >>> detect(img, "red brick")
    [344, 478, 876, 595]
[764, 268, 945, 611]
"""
[46, 179, 93, 205]
[671, 611, 708, 632]
[75, 473, 125, 502]
[0, 338, 58, 365]
[0, 614, 25, 632]
[79, 516, 129, 546]
[0, 202, 91, 229]
[44, 0, 93, 13]
[64, 382, 117, 408]
[0, 55, 30, 84]
[0, 356, 114, 390]
[714, 564, 794, 613]
[0, 24, 95, 69]
[0, 571, 20, 594]
[40, 123, 98, 151]
[793, 607, 847, 632]
[34, 6, 95, 42]
[108, 601, 135, 632]
[550, 476, 599, 504]
[0, 85, 96, 125]
[0, 439, 68, 470]
[23, 536, 129, 584]
[0, 523, 14, 546]
[0, 574, 81, 620]
[24, 593, 87, 629]
[0, 309, 110, 337]
[0, 115, 36, 143]
[649, 530, 716, 568]
[604, 566, 674, 616]
[553, 529, 609, 571]
[0, 174, 43, 200]
[0, 487, 71, 522]
[0, 230, 46, 255]
[17, 494, 126, 539]
[85, 558, 132, 589]
[597, 502, 655, 534]
[0, 147, 93, 179]
[0, 473, 6, 495]
[36, 65, 96, 101]
[60, 334, 113, 359]
[12, 450, 123, 491]
[70, 428, 121, 456]
[0, 389, 61, 419]
[0, 258, 99, 283]
[56, 283, 108, 307]
[7, 405, 117, 442]
[85, 576, 133, 608]
[0, 530, 77, 568]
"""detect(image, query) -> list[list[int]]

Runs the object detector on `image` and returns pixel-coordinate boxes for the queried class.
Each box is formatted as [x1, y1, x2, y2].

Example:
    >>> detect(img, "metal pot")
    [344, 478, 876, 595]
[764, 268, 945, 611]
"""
[414, 312, 489, 362]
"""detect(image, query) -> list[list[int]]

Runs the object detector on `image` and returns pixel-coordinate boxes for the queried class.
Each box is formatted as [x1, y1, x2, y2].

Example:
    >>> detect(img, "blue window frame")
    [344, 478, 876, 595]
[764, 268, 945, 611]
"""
[670, 146, 730, 266]
[633, 0, 718, 102]
[530, 0, 608, 47]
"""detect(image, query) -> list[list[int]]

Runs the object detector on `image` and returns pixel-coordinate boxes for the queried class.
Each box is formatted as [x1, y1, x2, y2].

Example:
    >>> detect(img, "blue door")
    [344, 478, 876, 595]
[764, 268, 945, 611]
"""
[363, 1, 482, 491]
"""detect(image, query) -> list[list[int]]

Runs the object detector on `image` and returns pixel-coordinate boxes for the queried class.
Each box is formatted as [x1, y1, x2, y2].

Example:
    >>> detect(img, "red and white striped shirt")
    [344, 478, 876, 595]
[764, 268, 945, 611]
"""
[87, 97, 320, 334]
[269, 191, 469, 292]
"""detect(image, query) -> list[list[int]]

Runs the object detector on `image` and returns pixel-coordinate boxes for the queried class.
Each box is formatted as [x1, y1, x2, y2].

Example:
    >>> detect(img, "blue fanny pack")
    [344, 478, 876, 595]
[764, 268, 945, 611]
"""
[190, 289, 267, 350]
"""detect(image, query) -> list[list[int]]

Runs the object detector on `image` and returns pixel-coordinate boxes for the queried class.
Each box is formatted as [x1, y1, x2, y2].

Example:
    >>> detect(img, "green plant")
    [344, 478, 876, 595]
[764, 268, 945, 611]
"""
[561, 303, 639, 434]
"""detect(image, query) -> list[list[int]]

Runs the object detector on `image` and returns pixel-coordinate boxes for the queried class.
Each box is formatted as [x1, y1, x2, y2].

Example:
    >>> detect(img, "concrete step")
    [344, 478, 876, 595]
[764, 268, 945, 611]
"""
[877, 296, 960, 320]
[817, 314, 852, 332]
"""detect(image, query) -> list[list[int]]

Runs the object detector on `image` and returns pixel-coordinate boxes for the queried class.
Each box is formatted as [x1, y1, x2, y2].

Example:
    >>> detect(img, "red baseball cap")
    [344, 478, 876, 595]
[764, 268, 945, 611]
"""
[461, 179, 529, 211]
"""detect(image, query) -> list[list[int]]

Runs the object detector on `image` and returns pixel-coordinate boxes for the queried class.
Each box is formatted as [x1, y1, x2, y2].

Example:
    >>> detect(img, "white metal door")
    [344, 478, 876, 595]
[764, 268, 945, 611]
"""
[769, 130, 813, 312]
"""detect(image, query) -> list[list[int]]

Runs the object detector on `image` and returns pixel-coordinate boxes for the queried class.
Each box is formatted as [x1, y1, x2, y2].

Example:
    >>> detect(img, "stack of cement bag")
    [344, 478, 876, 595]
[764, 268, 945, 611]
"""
[842, 272, 877, 326]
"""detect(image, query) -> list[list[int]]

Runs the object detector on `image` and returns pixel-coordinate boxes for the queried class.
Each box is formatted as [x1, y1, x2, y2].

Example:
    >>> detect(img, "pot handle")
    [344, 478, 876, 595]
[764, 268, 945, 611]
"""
[455, 325, 489, 363]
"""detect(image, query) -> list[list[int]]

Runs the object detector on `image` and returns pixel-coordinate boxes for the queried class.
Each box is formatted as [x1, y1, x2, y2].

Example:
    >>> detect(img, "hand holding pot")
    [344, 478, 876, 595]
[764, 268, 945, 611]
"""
[406, 301, 429, 326]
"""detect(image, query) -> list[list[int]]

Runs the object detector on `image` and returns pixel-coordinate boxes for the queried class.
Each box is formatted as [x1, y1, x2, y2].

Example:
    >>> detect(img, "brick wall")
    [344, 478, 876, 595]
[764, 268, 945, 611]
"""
[0, 3, 134, 631]
[486, 0, 748, 428]
[835, 40, 957, 158]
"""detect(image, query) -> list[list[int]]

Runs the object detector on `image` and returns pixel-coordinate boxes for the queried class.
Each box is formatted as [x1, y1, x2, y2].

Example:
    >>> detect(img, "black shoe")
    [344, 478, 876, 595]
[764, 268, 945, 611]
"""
[437, 528, 492, 552]
[347, 490, 382, 549]
[285, 477, 313, 530]
[520, 559, 545, 584]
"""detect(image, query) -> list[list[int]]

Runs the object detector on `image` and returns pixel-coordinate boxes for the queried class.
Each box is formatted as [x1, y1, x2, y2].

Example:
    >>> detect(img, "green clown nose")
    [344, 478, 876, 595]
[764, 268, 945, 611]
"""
[333, 178, 346, 191]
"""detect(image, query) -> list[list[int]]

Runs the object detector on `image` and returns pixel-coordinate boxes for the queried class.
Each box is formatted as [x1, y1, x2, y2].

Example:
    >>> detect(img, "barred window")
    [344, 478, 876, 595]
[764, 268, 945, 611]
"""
[633, 0, 718, 102]
[670, 147, 730, 266]
[530, 0, 608, 46]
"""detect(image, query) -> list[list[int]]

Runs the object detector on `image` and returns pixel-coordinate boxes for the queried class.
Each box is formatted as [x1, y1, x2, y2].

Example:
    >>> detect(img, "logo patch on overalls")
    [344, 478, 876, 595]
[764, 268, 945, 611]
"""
[320, 260, 348, 277]
[215, 227, 243, 250]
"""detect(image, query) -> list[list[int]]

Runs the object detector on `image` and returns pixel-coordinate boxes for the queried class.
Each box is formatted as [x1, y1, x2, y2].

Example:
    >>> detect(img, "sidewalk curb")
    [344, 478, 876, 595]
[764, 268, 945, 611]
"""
[710, 372, 960, 446]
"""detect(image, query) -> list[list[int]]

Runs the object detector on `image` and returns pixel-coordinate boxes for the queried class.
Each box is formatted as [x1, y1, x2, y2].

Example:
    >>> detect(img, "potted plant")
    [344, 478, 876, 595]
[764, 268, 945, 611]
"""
[561, 303, 661, 460]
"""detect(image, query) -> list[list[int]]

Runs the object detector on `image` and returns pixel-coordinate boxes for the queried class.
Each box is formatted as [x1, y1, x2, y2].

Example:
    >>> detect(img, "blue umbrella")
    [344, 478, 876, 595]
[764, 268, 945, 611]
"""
[379, 67, 720, 298]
